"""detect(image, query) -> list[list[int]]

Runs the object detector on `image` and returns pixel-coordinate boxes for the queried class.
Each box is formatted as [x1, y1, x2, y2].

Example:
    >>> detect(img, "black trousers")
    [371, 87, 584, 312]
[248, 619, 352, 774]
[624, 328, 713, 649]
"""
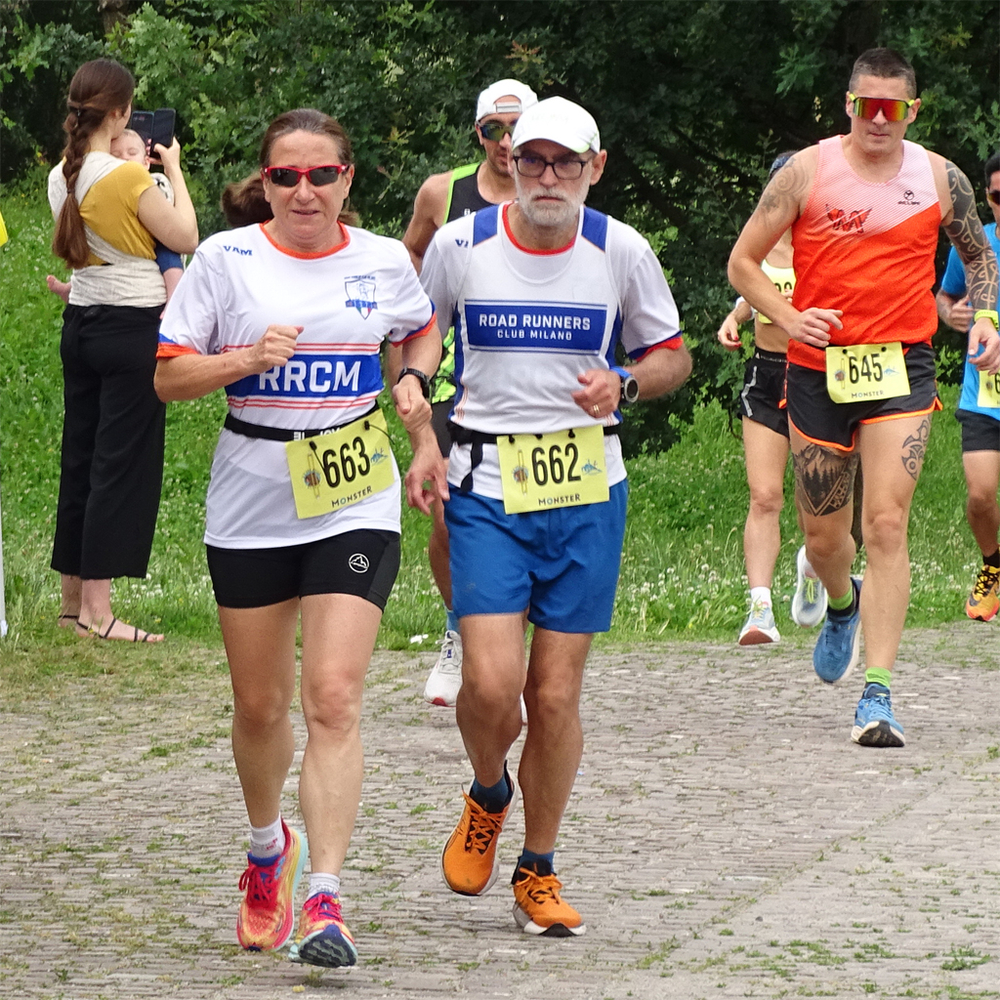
[51, 304, 166, 580]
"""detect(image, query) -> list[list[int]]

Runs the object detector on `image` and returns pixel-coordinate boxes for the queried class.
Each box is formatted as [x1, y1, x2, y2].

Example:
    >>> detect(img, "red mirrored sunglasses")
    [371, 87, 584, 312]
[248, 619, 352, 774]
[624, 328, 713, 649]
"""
[262, 164, 350, 187]
[847, 93, 915, 122]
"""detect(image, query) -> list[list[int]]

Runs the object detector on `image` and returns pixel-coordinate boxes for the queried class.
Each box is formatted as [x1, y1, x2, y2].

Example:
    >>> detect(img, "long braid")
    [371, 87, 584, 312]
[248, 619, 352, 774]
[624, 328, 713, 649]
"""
[51, 59, 135, 270]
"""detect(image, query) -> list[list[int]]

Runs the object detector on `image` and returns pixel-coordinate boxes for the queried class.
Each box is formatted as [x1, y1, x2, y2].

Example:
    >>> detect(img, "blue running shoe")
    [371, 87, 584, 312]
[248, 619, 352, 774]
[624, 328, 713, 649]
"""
[852, 683, 905, 747]
[812, 578, 861, 683]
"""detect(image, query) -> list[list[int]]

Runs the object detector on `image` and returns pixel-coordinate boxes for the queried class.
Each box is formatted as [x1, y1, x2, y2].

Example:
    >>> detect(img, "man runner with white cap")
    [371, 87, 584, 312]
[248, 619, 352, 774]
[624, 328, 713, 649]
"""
[393, 79, 538, 708]
[420, 96, 691, 935]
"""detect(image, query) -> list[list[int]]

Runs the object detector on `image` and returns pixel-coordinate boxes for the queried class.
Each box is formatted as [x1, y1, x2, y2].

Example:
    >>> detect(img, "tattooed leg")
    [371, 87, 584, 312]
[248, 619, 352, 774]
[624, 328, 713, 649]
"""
[793, 442, 860, 517]
[790, 431, 858, 601]
[900, 416, 931, 481]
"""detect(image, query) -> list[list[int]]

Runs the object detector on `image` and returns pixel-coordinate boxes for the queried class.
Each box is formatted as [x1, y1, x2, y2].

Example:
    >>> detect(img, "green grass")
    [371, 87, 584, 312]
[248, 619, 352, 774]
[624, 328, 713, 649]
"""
[0, 175, 983, 687]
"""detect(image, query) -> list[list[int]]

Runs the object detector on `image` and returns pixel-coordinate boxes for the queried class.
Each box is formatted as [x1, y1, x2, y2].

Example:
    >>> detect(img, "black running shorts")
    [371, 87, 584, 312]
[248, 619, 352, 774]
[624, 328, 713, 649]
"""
[956, 408, 1000, 453]
[207, 529, 400, 609]
[786, 342, 940, 452]
[739, 348, 788, 438]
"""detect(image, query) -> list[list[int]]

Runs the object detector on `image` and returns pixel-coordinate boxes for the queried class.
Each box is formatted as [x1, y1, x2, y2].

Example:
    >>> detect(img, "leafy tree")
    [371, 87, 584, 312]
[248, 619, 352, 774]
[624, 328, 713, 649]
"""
[3, 0, 995, 453]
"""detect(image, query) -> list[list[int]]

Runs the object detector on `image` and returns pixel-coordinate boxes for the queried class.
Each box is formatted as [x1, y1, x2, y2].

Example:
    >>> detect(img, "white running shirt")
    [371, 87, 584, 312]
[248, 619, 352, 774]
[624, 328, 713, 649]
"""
[158, 222, 435, 547]
[420, 203, 682, 498]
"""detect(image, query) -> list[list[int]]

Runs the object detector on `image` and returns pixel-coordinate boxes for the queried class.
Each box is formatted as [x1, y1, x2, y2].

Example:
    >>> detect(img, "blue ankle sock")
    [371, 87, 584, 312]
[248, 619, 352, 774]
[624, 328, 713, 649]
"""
[517, 848, 554, 873]
[469, 768, 512, 813]
[445, 607, 459, 634]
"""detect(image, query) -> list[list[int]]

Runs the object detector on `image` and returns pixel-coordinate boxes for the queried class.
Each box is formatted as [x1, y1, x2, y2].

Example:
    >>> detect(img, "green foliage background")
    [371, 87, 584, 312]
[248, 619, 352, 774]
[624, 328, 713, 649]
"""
[0, 191, 983, 650]
[0, 0, 996, 647]
[2, 0, 997, 449]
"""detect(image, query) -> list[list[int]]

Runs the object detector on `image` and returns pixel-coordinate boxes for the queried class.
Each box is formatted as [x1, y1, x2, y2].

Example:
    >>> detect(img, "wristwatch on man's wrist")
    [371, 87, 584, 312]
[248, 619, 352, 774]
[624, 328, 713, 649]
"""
[396, 367, 431, 399]
[611, 366, 639, 406]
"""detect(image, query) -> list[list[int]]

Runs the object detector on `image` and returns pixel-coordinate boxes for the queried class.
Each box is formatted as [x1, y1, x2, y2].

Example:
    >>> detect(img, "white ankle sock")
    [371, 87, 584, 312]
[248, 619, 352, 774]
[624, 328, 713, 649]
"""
[249, 817, 284, 860]
[308, 873, 341, 899]
[750, 586, 772, 607]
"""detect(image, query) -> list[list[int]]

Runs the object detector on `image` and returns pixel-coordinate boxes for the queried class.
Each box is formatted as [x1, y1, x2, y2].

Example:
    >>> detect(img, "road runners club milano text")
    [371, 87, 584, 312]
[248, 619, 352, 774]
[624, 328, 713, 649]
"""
[465, 303, 606, 350]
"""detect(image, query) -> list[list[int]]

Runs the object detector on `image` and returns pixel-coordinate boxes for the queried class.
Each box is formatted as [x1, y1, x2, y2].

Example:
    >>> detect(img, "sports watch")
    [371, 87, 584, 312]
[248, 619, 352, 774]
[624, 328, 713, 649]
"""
[611, 366, 639, 406]
[396, 367, 431, 399]
[974, 309, 999, 331]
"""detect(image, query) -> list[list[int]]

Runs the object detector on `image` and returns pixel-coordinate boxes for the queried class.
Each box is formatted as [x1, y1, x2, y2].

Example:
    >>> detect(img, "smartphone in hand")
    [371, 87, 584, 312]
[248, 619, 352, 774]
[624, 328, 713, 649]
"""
[128, 108, 176, 161]
[150, 109, 176, 157]
[128, 110, 154, 146]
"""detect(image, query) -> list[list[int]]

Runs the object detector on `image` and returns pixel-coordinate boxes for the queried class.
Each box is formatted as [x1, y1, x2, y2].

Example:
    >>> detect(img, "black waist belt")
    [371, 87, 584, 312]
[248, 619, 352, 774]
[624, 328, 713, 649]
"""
[752, 347, 787, 364]
[224, 404, 379, 442]
[446, 419, 621, 493]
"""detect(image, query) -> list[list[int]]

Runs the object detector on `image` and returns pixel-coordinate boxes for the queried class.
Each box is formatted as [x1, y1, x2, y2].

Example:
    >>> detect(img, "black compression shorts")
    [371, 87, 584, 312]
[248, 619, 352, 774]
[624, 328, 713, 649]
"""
[207, 529, 400, 609]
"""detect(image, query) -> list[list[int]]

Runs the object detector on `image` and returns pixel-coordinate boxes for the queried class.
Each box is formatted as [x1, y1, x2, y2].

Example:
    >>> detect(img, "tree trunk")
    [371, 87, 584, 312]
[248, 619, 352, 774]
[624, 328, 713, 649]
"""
[98, 0, 131, 36]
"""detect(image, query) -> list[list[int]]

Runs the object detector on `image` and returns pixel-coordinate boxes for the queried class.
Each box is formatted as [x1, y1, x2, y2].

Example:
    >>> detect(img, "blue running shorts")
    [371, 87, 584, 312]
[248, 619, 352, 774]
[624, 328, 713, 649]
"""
[445, 480, 628, 634]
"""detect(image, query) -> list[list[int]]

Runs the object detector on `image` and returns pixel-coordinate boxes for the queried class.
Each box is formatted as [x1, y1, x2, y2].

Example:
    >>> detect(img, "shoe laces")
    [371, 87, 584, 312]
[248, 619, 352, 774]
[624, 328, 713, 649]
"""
[972, 564, 1000, 599]
[747, 599, 773, 626]
[239, 855, 283, 908]
[860, 683, 893, 714]
[303, 892, 344, 925]
[465, 799, 505, 854]
[514, 867, 564, 905]
[436, 631, 462, 675]
[803, 577, 820, 605]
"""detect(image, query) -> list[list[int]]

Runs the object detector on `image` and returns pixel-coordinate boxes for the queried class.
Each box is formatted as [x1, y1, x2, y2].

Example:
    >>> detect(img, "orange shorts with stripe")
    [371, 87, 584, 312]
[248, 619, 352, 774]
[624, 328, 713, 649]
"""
[785, 342, 941, 452]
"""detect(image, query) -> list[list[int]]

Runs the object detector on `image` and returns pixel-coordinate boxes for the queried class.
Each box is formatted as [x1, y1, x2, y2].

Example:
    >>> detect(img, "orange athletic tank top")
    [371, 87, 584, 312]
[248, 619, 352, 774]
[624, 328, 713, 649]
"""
[788, 136, 940, 371]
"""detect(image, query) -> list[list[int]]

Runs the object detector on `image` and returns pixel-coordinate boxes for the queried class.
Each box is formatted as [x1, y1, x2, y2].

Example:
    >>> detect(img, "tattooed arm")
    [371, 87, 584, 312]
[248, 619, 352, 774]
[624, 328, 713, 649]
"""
[941, 160, 1000, 374]
[728, 147, 844, 347]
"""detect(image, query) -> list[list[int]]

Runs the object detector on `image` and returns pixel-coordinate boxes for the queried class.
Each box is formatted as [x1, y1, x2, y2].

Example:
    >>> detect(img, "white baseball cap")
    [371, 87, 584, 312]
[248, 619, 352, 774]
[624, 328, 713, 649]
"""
[511, 96, 601, 154]
[475, 79, 538, 121]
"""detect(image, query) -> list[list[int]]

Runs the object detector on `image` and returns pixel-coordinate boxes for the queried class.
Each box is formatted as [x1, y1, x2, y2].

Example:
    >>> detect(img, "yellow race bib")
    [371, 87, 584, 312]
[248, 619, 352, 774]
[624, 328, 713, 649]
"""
[496, 425, 609, 514]
[977, 370, 1000, 409]
[825, 342, 909, 404]
[285, 409, 394, 519]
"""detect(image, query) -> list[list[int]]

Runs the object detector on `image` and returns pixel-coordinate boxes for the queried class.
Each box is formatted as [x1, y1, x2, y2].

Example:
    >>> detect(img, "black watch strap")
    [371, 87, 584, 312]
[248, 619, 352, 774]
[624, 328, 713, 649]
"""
[396, 367, 431, 399]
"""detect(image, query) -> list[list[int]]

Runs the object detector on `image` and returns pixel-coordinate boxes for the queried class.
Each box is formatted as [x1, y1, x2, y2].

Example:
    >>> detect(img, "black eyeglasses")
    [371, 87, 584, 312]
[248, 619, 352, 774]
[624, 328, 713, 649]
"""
[512, 155, 589, 180]
[988, 189, 1000, 207]
[262, 165, 350, 187]
[477, 121, 516, 142]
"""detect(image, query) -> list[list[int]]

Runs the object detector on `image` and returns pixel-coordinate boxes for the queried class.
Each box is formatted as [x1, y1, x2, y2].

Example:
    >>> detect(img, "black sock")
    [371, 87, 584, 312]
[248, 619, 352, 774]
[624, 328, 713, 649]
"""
[469, 765, 513, 813]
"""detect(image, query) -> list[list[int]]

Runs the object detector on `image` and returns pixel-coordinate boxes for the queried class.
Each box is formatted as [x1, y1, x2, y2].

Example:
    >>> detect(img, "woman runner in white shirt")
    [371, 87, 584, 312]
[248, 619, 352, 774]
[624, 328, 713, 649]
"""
[155, 108, 446, 970]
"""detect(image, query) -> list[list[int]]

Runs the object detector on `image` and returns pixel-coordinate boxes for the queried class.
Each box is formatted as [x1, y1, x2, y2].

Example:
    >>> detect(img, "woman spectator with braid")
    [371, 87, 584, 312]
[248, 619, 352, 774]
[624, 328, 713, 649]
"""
[47, 58, 198, 641]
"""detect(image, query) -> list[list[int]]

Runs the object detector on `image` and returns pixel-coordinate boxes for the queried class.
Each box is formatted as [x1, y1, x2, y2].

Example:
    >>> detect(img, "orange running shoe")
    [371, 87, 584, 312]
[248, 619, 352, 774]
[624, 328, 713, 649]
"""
[236, 821, 306, 951]
[966, 563, 1000, 621]
[289, 892, 357, 968]
[441, 780, 516, 896]
[511, 864, 586, 937]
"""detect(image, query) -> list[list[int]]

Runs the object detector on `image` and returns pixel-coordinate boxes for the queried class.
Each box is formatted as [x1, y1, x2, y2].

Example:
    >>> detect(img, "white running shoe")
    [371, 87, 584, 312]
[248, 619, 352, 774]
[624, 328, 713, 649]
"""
[738, 599, 780, 646]
[791, 545, 828, 628]
[423, 630, 463, 706]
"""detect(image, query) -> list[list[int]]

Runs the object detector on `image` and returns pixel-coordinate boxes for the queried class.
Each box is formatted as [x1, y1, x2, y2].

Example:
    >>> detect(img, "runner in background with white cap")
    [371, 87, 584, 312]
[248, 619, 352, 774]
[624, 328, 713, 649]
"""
[392, 79, 538, 708]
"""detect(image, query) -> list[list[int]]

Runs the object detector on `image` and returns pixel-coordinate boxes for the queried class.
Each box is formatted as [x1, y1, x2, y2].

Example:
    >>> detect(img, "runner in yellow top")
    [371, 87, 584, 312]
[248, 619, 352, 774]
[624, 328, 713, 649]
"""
[718, 153, 828, 646]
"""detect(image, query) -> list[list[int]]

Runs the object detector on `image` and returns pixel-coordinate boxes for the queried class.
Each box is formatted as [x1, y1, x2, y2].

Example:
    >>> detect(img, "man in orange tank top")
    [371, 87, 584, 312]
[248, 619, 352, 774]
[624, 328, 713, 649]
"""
[728, 48, 1000, 749]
